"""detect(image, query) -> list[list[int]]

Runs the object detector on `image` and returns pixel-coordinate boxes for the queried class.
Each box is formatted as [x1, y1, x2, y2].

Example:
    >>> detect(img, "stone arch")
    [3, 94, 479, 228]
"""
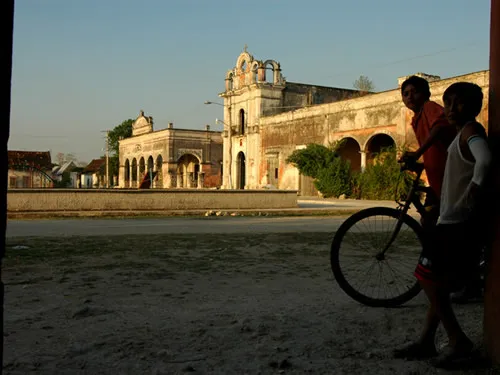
[236, 52, 253, 72]
[364, 133, 396, 165]
[147, 155, 154, 172]
[124, 159, 130, 187]
[236, 151, 246, 189]
[250, 61, 260, 83]
[263, 59, 280, 84]
[155, 155, 163, 187]
[239, 109, 245, 135]
[177, 153, 200, 188]
[139, 157, 146, 177]
[131, 158, 138, 186]
[241, 60, 248, 73]
[336, 137, 362, 171]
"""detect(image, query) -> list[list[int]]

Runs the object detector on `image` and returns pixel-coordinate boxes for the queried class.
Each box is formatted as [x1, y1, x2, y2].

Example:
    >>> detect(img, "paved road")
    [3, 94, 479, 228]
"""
[7, 198, 419, 238]
[6, 216, 350, 237]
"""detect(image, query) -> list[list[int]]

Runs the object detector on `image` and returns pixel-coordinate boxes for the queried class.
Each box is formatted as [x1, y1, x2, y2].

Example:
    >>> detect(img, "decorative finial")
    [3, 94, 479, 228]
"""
[243, 44, 248, 53]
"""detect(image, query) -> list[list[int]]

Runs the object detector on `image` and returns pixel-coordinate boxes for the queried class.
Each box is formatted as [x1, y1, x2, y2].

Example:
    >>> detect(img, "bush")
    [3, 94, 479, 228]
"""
[286, 144, 336, 178]
[353, 146, 413, 200]
[314, 157, 352, 198]
[287, 143, 417, 200]
[286, 143, 352, 198]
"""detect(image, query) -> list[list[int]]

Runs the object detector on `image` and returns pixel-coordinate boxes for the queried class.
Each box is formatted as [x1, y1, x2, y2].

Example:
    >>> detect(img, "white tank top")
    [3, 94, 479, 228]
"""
[438, 127, 475, 224]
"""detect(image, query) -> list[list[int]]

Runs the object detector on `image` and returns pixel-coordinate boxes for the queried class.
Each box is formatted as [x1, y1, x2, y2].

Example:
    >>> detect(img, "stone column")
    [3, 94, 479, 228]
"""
[198, 172, 205, 189]
[187, 172, 194, 188]
[176, 173, 182, 188]
[360, 151, 367, 172]
[166, 172, 174, 188]
[118, 164, 125, 188]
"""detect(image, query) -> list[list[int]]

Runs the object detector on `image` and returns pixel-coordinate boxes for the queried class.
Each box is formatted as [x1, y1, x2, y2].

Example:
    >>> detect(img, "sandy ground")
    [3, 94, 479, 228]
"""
[3, 233, 491, 375]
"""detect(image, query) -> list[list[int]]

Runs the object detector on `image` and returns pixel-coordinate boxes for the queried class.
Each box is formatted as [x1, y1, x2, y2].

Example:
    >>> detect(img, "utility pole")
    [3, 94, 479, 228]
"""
[101, 130, 110, 188]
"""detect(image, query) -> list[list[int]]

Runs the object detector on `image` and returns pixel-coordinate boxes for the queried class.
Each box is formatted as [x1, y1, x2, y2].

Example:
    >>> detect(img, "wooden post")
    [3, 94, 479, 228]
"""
[484, 0, 500, 365]
[1, 2, 15, 373]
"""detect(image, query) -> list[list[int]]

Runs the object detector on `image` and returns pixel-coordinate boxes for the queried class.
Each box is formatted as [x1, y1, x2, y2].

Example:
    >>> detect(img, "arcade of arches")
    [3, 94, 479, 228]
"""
[336, 134, 396, 172]
[122, 153, 206, 188]
[118, 111, 223, 189]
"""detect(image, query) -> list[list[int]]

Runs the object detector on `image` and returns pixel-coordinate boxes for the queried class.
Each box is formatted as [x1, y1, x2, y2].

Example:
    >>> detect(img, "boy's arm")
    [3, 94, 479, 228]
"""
[462, 123, 492, 201]
[412, 122, 447, 159]
[404, 103, 452, 160]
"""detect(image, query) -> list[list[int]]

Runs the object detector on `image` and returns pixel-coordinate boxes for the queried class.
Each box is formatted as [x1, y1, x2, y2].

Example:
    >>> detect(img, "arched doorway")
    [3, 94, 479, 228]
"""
[147, 156, 154, 172]
[139, 157, 146, 179]
[177, 154, 200, 188]
[124, 159, 130, 187]
[156, 155, 163, 188]
[365, 134, 396, 165]
[236, 151, 246, 189]
[336, 137, 362, 171]
[131, 158, 138, 187]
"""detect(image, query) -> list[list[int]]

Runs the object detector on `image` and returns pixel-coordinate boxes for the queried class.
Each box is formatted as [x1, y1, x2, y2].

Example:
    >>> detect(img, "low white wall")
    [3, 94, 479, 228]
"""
[7, 189, 298, 212]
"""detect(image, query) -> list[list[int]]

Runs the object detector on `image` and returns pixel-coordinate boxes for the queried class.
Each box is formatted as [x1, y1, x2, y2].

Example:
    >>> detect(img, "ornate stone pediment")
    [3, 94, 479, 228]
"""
[132, 110, 154, 136]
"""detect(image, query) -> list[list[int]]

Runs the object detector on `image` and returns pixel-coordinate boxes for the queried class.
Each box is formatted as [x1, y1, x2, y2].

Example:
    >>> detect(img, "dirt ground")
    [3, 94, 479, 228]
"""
[2, 233, 493, 375]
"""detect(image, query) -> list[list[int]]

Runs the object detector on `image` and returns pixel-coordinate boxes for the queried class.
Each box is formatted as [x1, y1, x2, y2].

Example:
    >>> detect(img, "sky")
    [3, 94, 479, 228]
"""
[9, 0, 491, 164]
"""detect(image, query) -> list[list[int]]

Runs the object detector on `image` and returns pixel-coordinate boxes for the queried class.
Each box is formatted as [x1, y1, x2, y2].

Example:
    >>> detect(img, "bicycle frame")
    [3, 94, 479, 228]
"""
[376, 162, 430, 259]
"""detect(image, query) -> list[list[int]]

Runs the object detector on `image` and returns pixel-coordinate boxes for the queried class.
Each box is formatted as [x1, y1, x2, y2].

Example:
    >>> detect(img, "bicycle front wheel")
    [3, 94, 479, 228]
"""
[331, 207, 424, 307]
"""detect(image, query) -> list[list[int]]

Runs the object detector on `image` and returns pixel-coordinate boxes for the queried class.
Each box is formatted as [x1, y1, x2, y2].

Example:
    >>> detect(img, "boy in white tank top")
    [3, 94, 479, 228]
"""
[394, 82, 492, 368]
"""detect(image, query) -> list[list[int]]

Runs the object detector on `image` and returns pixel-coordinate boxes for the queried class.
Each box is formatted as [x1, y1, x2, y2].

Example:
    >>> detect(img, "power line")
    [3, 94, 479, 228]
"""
[323, 40, 482, 80]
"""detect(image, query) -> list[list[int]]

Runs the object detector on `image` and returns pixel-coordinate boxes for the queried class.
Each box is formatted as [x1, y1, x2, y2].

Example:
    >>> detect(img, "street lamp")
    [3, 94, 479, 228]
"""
[205, 100, 233, 189]
[204, 101, 224, 106]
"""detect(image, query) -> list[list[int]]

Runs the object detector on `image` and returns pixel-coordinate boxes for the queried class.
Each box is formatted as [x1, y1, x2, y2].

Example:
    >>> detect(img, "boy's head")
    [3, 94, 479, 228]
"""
[401, 76, 431, 113]
[442, 82, 483, 126]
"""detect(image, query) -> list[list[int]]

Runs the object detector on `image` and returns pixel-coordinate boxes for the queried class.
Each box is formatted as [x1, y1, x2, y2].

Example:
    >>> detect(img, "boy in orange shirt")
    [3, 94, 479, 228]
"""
[400, 75, 456, 223]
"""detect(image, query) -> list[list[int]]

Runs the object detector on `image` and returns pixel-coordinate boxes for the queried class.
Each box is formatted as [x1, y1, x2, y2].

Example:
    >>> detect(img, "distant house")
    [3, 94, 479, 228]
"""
[81, 158, 106, 188]
[8, 150, 54, 188]
[52, 161, 80, 188]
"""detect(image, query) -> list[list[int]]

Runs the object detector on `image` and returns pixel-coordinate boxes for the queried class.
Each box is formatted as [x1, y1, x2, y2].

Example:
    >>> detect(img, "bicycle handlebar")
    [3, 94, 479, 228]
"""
[397, 157, 424, 173]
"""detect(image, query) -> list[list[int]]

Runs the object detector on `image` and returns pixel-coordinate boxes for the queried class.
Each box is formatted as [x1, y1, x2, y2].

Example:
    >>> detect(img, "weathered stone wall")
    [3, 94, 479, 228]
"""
[8, 189, 298, 212]
[284, 82, 358, 108]
[258, 70, 490, 190]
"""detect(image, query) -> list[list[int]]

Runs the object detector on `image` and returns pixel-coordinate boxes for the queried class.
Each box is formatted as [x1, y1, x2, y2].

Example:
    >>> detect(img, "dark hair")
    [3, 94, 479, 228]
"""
[401, 75, 431, 100]
[443, 82, 483, 118]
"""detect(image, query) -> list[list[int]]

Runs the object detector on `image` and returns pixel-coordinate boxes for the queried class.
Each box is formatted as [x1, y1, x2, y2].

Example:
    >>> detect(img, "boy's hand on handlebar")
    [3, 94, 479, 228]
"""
[399, 151, 419, 164]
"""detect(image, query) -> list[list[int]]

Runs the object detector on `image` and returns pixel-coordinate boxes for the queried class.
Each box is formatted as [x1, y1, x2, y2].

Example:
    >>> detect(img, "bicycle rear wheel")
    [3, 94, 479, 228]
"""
[331, 207, 424, 307]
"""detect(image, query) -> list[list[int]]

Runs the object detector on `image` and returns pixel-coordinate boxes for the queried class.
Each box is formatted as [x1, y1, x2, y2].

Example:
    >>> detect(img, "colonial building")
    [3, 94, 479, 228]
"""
[8, 150, 54, 188]
[118, 111, 223, 188]
[219, 48, 489, 194]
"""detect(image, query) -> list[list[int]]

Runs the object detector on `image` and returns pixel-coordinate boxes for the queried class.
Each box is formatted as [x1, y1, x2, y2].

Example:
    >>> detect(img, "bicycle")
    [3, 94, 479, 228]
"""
[330, 159, 485, 308]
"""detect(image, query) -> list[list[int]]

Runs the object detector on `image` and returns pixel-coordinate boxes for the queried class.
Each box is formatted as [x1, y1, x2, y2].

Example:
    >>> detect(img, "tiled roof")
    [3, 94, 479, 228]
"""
[82, 158, 106, 173]
[8, 150, 53, 170]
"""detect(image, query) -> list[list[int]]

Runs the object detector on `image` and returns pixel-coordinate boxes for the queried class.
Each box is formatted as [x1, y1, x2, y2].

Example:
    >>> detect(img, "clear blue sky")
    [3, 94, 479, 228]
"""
[9, 0, 491, 163]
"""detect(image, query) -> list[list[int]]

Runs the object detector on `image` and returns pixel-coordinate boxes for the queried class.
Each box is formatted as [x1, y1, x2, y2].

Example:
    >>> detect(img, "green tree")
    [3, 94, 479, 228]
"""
[108, 119, 134, 155]
[105, 119, 134, 182]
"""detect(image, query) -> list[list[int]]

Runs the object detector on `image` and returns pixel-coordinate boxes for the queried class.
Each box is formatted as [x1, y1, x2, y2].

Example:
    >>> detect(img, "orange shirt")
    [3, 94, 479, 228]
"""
[411, 101, 456, 198]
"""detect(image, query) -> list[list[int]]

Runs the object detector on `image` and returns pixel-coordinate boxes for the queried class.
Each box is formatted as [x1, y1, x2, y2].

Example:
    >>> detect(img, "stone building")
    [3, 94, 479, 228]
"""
[118, 111, 223, 188]
[219, 48, 489, 194]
